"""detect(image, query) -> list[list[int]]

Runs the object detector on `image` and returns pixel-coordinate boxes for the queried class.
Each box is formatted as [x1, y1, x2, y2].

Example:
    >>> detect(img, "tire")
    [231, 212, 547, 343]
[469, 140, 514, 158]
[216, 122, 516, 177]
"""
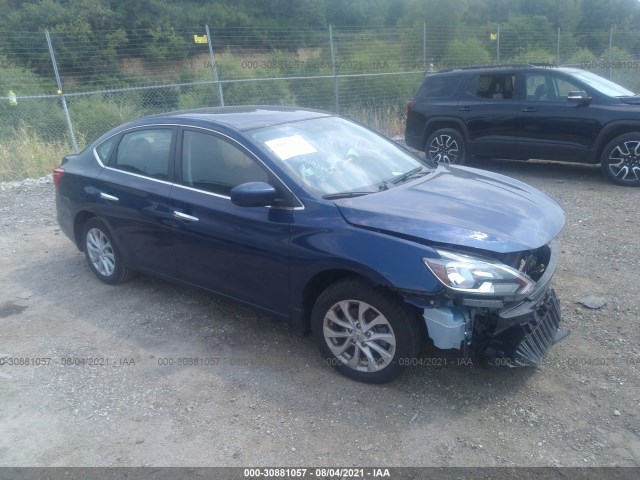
[600, 133, 640, 186]
[82, 218, 135, 284]
[425, 128, 466, 165]
[311, 278, 421, 384]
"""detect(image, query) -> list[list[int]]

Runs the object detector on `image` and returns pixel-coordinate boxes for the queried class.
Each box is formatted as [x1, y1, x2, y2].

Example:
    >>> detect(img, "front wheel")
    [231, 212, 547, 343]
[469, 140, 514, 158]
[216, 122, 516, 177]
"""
[600, 133, 640, 186]
[311, 279, 421, 384]
[82, 218, 135, 284]
[425, 128, 466, 165]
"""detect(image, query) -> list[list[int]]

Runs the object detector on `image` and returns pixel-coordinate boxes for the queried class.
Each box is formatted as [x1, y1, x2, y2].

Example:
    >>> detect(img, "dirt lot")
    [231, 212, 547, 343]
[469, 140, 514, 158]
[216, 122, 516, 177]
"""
[0, 159, 638, 467]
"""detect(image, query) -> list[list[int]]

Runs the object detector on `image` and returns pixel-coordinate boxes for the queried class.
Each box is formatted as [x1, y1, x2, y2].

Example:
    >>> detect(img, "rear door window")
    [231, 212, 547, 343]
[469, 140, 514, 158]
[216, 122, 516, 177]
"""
[112, 129, 174, 180]
[469, 74, 516, 100]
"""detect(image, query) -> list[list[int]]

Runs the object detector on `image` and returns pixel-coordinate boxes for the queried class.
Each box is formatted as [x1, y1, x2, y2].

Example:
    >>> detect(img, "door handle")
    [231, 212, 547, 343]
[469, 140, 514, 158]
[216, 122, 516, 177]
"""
[458, 106, 471, 111]
[99, 192, 119, 201]
[522, 107, 537, 112]
[173, 210, 199, 222]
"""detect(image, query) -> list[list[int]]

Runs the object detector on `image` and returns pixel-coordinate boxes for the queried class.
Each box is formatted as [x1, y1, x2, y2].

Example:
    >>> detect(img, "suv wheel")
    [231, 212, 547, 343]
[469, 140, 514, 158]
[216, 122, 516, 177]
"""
[425, 128, 466, 165]
[600, 133, 640, 186]
[311, 278, 421, 384]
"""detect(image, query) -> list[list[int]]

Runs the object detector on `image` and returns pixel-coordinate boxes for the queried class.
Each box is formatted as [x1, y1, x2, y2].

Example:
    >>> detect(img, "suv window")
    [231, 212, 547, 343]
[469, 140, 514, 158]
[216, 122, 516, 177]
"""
[181, 130, 269, 196]
[112, 129, 173, 180]
[469, 74, 515, 100]
[525, 73, 583, 102]
[416, 75, 463, 99]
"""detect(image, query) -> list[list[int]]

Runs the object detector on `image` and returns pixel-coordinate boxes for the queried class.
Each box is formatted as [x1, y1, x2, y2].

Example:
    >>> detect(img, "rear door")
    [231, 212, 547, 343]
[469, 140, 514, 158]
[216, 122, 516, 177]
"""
[456, 72, 519, 158]
[96, 127, 177, 276]
[169, 128, 293, 316]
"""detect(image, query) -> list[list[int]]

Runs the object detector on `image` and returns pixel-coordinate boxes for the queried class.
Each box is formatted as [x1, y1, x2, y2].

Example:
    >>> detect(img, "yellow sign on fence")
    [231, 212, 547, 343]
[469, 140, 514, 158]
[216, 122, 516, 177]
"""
[193, 35, 208, 44]
[490, 32, 497, 41]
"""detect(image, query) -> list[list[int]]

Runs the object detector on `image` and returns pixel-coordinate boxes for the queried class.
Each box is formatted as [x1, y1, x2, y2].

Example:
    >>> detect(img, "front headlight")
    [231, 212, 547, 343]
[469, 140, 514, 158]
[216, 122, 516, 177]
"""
[423, 249, 535, 296]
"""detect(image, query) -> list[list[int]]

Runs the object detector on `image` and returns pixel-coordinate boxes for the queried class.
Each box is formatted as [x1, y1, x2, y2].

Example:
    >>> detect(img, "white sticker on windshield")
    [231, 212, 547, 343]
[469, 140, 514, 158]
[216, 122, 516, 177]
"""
[265, 135, 317, 160]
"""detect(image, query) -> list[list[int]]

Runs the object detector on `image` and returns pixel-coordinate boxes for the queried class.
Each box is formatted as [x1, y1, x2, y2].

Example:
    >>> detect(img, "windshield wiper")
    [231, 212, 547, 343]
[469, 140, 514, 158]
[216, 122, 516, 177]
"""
[390, 166, 431, 185]
[322, 191, 375, 200]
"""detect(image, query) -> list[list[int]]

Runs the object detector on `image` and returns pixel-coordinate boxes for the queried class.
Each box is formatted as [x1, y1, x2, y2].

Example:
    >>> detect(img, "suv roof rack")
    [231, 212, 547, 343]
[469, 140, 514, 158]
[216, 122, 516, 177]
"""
[436, 63, 557, 73]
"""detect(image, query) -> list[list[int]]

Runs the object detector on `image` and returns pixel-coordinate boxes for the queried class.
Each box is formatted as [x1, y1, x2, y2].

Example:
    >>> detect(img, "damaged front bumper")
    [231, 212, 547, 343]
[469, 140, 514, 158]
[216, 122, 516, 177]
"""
[483, 288, 569, 367]
[415, 241, 569, 367]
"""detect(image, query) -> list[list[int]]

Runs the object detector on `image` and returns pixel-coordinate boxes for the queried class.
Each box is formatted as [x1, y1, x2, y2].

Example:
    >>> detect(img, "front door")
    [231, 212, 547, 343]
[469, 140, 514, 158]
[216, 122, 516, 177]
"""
[514, 71, 602, 161]
[169, 128, 292, 316]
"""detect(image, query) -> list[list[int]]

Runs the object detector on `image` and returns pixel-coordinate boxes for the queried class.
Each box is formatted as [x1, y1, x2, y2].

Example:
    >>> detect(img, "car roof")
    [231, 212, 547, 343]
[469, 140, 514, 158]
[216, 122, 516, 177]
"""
[142, 106, 332, 131]
[434, 64, 577, 75]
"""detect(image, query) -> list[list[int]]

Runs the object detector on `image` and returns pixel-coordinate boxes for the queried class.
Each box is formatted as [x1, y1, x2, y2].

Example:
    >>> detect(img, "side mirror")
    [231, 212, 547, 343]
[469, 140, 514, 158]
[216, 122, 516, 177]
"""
[230, 182, 278, 207]
[567, 90, 591, 106]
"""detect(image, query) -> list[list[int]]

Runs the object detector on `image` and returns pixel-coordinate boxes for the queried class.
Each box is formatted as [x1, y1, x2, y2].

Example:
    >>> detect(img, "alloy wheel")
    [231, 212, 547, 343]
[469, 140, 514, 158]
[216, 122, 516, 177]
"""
[607, 140, 640, 182]
[86, 227, 116, 277]
[323, 300, 396, 372]
[429, 134, 459, 164]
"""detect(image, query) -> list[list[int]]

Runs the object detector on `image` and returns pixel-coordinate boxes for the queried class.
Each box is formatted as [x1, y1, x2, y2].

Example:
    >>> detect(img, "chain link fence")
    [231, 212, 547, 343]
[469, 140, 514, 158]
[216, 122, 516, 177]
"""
[1, 24, 639, 180]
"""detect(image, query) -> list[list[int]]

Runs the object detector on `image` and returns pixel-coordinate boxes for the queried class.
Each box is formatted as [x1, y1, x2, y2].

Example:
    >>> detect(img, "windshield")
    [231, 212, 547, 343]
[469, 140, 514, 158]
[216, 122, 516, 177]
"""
[569, 69, 635, 97]
[250, 116, 428, 196]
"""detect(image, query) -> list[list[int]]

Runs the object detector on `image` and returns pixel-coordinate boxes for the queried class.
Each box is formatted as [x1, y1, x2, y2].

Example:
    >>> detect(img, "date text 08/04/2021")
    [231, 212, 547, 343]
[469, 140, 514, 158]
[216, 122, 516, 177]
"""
[243, 468, 391, 478]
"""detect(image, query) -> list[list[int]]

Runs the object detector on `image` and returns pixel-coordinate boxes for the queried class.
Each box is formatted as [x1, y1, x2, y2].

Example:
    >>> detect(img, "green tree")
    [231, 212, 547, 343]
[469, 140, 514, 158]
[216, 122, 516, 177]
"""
[401, 0, 468, 60]
[442, 38, 491, 67]
[498, 15, 556, 60]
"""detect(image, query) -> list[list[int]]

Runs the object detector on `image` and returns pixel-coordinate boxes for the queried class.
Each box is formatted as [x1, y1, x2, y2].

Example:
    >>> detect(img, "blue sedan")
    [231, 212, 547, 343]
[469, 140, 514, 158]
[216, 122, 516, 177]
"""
[54, 107, 567, 383]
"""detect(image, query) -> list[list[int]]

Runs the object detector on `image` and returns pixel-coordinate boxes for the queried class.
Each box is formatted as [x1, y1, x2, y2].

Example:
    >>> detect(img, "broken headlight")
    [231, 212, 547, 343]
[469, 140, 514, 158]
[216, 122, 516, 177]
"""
[423, 249, 535, 296]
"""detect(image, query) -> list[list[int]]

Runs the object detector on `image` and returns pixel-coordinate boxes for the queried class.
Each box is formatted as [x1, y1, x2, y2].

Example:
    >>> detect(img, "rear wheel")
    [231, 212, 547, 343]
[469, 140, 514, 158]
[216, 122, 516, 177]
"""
[425, 128, 466, 165]
[82, 218, 135, 284]
[312, 279, 421, 384]
[600, 133, 640, 186]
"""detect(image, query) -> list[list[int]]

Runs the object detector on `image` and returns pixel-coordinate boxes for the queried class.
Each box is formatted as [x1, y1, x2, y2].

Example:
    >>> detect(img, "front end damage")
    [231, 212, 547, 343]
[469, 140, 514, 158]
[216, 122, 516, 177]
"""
[411, 241, 569, 367]
[472, 287, 567, 367]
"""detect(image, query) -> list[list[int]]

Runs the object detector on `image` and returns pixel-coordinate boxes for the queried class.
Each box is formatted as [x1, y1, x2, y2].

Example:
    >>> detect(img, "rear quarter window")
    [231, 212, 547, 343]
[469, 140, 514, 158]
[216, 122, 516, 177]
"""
[95, 136, 118, 164]
[415, 75, 463, 99]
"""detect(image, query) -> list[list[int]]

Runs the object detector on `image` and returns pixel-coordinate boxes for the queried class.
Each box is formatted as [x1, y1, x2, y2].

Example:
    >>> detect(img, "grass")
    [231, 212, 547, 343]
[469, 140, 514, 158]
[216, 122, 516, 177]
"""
[346, 104, 407, 138]
[0, 105, 408, 182]
[0, 126, 79, 182]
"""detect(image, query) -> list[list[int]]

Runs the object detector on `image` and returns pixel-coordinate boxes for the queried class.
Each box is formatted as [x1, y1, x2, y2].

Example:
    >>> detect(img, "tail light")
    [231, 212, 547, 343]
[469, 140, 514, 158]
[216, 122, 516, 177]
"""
[53, 168, 65, 188]
[406, 100, 415, 118]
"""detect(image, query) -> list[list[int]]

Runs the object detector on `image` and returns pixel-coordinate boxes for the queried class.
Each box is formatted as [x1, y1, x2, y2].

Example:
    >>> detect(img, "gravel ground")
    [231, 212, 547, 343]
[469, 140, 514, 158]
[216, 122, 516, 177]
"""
[0, 159, 638, 467]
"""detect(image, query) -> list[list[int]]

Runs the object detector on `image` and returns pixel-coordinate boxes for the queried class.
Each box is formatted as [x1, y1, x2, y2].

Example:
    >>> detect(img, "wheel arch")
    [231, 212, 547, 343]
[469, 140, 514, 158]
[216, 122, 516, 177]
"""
[292, 268, 408, 336]
[422, 117, 469, 150]
[594, 123, 640, 164]
[73, 211, 97, 251]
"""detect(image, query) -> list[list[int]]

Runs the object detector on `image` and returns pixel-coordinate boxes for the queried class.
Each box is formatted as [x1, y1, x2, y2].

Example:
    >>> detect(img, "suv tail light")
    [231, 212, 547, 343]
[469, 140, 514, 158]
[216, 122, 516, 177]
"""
[406, 100, 415, 118]
[53, 168, 65, 188]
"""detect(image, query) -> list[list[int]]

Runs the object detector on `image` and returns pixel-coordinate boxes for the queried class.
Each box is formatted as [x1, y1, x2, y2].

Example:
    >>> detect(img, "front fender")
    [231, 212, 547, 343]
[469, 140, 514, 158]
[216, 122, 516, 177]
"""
[287, 200, 444, 332]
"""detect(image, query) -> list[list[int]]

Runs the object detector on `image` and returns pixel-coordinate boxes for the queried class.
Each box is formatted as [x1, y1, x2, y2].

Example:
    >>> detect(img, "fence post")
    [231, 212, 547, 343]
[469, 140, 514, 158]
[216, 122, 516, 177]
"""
[205, 24, 224, 106]
[557, 27, 561, 65]
[45, 30, 78, 152]
[422, 22, 426, 69]
[329, 25, 339, 113]
[608, 27, 613, 79]
[496, 26, 500, 64]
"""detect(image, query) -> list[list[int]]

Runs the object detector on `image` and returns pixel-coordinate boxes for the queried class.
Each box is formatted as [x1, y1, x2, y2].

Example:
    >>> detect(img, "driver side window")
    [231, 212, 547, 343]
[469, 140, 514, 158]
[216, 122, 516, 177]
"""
[181, 130, 269, 196]
[526, 73, 583, 102]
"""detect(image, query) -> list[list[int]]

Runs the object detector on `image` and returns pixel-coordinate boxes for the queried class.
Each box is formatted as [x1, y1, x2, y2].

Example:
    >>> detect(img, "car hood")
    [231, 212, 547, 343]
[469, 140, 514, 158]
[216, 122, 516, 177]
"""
[334, 165, 565, 253]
